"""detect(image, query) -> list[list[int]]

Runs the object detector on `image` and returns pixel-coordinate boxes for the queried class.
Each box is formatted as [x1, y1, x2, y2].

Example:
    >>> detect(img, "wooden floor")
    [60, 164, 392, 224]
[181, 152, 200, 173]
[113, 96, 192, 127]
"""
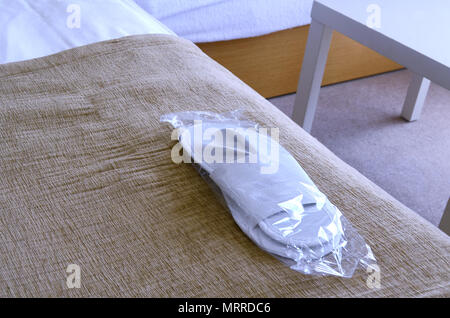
[197, 25, 403, 98]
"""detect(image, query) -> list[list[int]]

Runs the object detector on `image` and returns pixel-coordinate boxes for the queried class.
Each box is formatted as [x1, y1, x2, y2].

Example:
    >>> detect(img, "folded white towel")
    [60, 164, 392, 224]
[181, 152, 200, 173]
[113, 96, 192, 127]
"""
[134, 0, 314, 42]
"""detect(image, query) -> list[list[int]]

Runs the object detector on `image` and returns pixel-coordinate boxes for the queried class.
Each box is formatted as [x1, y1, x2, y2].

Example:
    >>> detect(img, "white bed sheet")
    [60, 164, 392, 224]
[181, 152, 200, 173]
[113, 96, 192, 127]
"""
[134, 0, 314, 43]
[0, 0, 175, 64]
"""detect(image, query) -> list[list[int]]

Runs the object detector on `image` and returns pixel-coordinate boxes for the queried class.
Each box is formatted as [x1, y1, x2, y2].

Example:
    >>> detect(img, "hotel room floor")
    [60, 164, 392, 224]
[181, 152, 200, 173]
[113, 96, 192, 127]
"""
[270, 69, 450, 226]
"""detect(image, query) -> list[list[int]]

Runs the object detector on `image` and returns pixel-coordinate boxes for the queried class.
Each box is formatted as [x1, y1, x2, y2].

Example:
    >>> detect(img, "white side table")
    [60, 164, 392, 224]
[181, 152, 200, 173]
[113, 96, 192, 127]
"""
[293, 0, 450, 132]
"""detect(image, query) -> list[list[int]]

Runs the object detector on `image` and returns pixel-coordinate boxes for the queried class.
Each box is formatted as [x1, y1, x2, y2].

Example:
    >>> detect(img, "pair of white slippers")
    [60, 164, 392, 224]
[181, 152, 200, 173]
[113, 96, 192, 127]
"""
[178, 121, 344, 263]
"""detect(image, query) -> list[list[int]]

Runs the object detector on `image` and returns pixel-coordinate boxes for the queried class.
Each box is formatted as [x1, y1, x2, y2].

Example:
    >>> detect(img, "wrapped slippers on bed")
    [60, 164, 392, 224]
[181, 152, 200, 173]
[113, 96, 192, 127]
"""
[161, 110, 376, 277]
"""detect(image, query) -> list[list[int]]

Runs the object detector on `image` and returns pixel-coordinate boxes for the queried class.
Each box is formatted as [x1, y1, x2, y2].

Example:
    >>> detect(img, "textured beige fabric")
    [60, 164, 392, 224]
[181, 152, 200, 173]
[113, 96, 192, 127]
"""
[0, 35, 449, 297]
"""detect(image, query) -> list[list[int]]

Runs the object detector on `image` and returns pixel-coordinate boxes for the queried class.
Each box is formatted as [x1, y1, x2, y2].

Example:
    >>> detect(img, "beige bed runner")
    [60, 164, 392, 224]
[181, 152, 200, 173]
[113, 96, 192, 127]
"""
[0, 35, 448, 297]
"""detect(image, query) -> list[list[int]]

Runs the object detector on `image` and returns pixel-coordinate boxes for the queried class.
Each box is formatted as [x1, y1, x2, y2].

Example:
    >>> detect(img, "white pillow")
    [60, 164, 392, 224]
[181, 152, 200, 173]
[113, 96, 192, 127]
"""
[0, 0, 175, 64]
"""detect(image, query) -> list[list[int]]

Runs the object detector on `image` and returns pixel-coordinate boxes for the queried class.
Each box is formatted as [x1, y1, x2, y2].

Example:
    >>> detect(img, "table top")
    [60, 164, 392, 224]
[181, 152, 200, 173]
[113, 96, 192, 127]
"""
[314, 0, 450, 68]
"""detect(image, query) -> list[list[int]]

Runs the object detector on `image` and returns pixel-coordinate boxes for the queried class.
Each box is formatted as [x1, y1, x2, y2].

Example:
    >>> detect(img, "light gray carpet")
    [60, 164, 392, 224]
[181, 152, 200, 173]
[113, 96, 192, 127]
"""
[269, 70, 450, 226]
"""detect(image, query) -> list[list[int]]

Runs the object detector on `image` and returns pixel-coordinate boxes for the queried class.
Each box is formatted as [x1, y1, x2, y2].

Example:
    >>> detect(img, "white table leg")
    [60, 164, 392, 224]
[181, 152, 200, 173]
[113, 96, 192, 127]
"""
[401, 73, 431, 121]
[292, 19, 333, 133]
[439, 198, 450, 236]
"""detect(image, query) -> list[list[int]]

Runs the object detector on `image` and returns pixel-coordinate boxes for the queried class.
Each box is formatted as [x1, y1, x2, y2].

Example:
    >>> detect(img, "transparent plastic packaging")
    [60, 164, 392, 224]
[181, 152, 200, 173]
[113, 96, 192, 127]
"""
[161, 110, 376, 277]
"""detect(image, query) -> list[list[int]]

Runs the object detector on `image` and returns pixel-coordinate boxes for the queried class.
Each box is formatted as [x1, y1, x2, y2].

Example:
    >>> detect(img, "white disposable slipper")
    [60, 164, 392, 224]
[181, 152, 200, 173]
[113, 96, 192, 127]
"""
[178, 122, 344, 261]
[224, 192, 343, 260]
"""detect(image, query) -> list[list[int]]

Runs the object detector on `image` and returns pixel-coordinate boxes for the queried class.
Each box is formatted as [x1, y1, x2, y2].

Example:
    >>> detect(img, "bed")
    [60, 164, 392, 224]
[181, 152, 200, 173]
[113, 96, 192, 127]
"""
[0, 0, 449, 297]
[134, 0, 403, 98]
[0, 33, 449, 297]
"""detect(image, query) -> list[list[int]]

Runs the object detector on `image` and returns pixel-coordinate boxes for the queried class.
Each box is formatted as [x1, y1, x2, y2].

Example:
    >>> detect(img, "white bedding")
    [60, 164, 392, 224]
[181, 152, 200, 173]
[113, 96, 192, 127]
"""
[0, 0, 175, 64]
[134, 0, 314, 42]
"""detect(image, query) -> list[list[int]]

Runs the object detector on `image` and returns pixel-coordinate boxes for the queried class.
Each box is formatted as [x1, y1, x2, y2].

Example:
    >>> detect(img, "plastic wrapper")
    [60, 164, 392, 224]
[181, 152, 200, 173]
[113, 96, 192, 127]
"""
[161, 110, 376, 277]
